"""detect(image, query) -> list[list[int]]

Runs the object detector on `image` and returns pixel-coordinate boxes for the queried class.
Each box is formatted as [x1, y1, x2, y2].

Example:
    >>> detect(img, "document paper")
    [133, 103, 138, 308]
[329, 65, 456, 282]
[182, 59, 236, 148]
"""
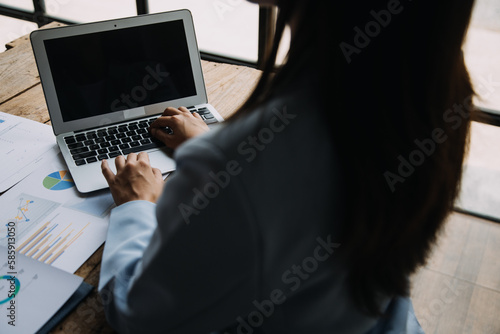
[0, 246, 83, 334]
[0, 147, 113, 273]
[0, 112, 56, 192]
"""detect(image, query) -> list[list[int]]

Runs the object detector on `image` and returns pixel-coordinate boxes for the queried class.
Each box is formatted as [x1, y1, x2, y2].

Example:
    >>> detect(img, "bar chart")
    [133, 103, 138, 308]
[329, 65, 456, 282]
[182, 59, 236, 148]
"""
[16, 217, 90, 266]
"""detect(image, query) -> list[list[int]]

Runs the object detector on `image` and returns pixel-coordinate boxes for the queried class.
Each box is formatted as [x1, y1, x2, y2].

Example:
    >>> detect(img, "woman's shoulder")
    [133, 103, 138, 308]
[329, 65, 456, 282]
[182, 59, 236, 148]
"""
[177, 80, 323, 161]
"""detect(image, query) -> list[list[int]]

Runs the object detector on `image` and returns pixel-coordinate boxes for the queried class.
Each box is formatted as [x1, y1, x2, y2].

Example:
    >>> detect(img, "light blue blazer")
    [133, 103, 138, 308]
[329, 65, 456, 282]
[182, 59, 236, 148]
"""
[99, 75, 425, 334]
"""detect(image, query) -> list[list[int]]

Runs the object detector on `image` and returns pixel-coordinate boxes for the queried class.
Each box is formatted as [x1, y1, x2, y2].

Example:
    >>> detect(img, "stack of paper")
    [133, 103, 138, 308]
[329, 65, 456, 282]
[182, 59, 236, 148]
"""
[0, 147, 113, 274]
[0, 247, 84, 333]
[0, 113, 115, 333]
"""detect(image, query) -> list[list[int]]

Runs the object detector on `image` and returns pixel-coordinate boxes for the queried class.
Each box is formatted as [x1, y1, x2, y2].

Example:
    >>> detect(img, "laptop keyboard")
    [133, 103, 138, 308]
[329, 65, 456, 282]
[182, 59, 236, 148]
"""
[63, 107, 217, 166]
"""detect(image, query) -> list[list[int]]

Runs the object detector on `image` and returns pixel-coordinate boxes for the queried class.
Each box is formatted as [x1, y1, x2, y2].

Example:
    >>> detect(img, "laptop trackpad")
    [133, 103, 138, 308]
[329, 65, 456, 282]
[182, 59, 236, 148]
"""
[72, 149, 175, 193]
[148, 149, 176, 173]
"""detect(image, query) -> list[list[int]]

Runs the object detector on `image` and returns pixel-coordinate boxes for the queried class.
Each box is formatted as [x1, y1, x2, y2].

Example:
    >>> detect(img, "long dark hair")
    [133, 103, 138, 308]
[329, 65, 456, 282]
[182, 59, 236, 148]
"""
[232, 0, 476, 315]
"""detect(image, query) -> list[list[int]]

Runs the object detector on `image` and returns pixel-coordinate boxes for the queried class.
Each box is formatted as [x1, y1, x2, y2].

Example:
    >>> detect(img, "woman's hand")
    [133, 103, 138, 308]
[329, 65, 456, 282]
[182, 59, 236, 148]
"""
[101, 152, 165, 206]
[149, 106, 209, 149]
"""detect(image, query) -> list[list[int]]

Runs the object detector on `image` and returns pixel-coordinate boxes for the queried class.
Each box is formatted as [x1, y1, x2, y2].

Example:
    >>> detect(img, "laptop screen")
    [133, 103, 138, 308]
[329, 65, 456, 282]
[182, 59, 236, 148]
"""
[43, 19, 197, 123]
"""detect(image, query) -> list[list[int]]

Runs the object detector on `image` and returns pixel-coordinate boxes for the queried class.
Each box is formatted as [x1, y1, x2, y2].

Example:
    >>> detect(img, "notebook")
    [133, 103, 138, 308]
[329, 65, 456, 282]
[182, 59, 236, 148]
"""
[30, 10, 224, 193]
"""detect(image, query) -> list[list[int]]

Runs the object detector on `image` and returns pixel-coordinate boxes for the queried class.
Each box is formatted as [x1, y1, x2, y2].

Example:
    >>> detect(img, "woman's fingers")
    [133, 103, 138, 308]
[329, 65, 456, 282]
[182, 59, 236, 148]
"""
[161, 107, 183, 116]
[150, 125, 176, 146]
[137, 151, 151, 164]
[101, 159, 115, 184]
[192, 112, 203, 120]
[152, 167, 163, 182]
[126, 152, 138, 163]
[115, 155, 126, 171]
[149, 106, 210, 149]
[150, 116, 175, 129]
[100, 152, 165, 206]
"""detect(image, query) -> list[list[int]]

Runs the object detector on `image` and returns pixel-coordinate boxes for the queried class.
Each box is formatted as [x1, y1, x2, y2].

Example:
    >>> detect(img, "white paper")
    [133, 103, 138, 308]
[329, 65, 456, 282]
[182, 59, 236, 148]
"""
[0, 246, 83, 334]
[0, 147, 113, 273]
[0, 112, 57, 193]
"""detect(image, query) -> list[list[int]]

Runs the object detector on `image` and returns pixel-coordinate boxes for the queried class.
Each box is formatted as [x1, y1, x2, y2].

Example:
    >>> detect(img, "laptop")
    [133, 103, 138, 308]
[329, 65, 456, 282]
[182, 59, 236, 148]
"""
[30, 10, 224, 193]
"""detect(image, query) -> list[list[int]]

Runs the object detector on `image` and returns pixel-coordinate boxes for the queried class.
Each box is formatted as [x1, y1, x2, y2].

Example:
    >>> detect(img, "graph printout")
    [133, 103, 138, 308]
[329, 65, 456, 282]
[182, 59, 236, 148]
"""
[0, 112, 57, 192]
[0, 150, 114, 273]
[0, 246, 83, 333]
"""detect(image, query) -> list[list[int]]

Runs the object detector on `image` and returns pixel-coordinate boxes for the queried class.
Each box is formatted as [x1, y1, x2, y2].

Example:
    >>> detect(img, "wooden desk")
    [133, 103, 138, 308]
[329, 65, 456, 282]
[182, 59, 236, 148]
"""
[0, 22, 261, 333]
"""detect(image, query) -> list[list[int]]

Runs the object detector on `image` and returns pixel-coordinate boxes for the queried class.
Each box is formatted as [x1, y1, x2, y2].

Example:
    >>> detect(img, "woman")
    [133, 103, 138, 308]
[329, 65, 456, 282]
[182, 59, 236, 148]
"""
[99, 0, 476, 333]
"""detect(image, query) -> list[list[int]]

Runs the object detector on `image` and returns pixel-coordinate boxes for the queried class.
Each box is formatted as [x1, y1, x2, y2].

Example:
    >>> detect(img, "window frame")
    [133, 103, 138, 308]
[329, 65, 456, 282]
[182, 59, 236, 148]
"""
[0, 0, 275, 69]
[2, 1, 497, 125]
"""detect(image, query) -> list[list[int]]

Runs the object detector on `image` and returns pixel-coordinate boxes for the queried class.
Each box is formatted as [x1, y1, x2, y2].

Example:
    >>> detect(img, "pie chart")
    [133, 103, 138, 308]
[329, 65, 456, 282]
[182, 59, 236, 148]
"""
[43, 171, 75, 190]
[0, 276, 20, 305]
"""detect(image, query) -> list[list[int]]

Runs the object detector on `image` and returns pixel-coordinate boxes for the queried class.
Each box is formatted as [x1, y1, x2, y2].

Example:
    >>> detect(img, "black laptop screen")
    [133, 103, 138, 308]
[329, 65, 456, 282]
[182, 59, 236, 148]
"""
[44, 20, 197, 122]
